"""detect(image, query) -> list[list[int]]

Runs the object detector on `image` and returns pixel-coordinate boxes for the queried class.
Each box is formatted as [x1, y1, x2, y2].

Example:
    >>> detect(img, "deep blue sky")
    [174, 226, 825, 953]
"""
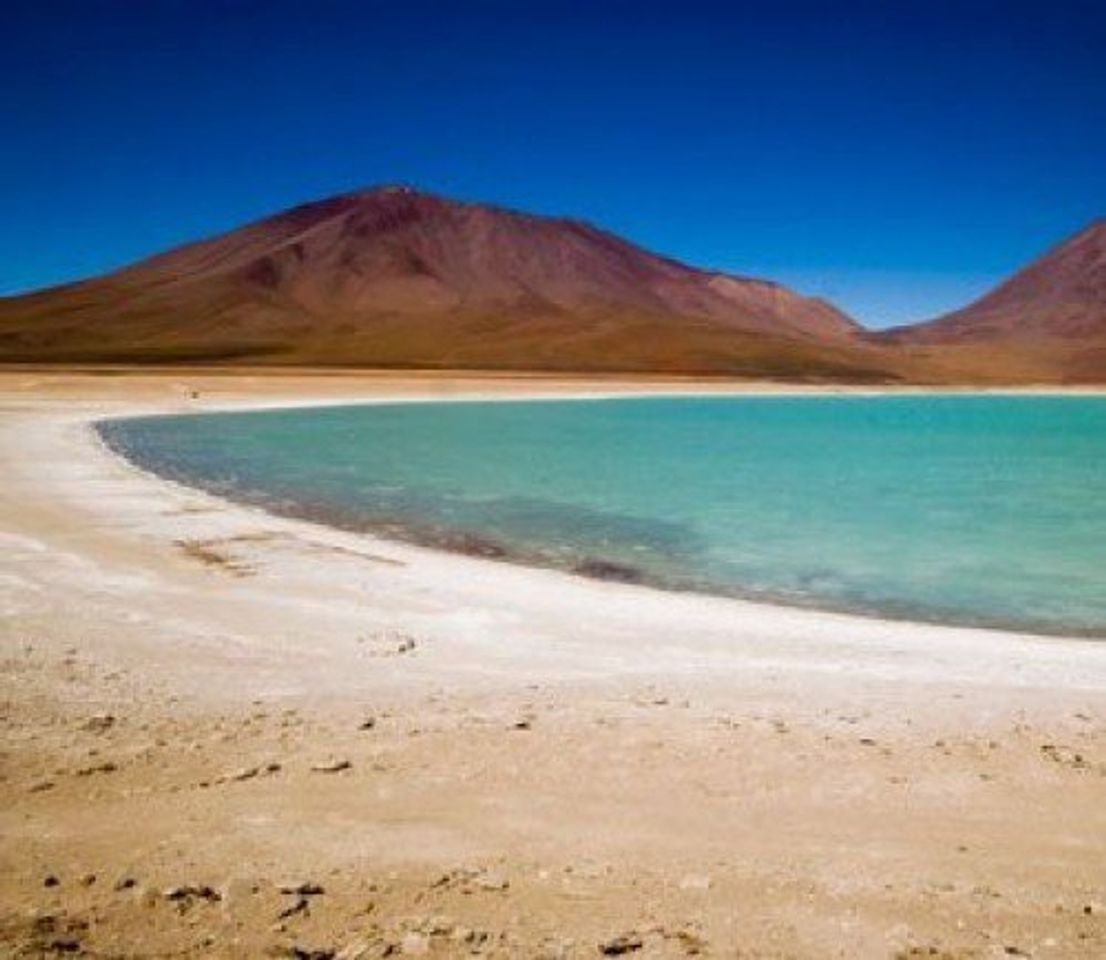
[4, 1, 1104, 327]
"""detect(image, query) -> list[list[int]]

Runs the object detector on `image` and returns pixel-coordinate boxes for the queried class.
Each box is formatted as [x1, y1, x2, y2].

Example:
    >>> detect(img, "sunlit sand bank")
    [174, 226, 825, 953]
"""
[2, 369, 1104, 958]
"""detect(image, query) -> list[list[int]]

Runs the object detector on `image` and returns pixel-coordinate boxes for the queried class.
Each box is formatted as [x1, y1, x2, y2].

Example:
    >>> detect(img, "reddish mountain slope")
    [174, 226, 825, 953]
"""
[882, 220, 1106, 382]
[0, 187, 897, 379]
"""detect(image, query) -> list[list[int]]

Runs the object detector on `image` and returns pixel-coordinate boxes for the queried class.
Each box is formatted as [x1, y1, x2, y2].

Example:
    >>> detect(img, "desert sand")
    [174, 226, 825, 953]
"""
[1, 369, 1104, 959]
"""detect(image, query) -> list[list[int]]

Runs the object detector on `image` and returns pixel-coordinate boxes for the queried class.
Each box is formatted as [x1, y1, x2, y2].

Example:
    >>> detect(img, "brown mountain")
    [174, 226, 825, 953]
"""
[882, 219, 1106, 382]
[0, 186, 899, 380]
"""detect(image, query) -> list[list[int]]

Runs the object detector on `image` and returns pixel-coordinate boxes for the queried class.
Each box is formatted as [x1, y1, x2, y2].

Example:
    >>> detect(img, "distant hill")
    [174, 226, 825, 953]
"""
[881, 220, 1106, 382]
[0, 186, 897, 380]
[2, 188, 1102, 382]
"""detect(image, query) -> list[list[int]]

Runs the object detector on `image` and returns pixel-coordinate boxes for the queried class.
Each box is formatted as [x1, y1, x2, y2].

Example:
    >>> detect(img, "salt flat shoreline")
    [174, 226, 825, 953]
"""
[19, 367, 1106, 656]
[2, 369, 1105, 959]
[91, 373, 1106, 643]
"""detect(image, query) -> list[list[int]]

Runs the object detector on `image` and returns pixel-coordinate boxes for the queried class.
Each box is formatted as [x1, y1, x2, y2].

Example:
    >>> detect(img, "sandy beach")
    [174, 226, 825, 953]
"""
[2, 369, 1104, 959]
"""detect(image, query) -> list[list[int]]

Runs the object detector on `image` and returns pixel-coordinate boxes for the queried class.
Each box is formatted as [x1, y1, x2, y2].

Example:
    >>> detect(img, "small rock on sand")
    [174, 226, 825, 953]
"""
[311, 759, 352, 773]
[75, 761, 117, 776]
[599, 933, 644, 955]
[163, 884, 221, 902]
[278, 896, 310, 920]
[81, 714, 116, 733]
[279, 881, 325, 896]
[475, 870, 510, 891]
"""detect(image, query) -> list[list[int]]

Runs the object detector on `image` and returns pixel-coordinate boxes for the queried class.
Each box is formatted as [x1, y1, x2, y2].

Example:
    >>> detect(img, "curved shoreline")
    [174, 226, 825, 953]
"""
[4, 370, 1106, 958]
[54, 376, 1105, 665]
[95, 392, 1106, 643]
[4, 367, 1106, 728]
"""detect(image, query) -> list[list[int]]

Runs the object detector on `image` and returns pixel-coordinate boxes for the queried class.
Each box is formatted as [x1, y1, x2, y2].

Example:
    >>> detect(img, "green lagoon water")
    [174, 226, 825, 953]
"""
[99, 395, 1106, 636]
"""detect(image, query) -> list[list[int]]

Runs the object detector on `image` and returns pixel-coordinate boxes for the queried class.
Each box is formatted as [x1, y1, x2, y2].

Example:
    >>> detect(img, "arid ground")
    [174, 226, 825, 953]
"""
[1, 370, 1104, 959]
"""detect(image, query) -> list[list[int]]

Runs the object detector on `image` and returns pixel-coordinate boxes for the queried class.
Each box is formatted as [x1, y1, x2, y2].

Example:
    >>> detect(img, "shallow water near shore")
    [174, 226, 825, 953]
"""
[99, 394, 1106, 636]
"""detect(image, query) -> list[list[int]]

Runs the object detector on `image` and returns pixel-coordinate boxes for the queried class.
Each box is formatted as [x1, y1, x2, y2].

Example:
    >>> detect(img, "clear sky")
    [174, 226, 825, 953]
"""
[4, 1, 1104, 328]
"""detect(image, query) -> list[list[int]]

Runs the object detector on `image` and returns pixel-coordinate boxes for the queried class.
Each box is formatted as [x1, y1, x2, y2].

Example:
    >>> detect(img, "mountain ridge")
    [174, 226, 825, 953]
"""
[0, 185, 883, 378]
[884, 218, 1106, 343]
[1, 186, 1103, 382]
[873, 217, 1106, 383]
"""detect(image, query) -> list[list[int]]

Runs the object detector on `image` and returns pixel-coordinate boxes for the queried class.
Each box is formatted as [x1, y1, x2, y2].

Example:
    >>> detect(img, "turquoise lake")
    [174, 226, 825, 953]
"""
[99, 395, 1106, 636]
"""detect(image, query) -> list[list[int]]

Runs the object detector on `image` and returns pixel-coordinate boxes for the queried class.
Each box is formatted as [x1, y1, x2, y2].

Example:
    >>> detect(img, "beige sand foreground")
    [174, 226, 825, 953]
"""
[1, 370, 1104, 959]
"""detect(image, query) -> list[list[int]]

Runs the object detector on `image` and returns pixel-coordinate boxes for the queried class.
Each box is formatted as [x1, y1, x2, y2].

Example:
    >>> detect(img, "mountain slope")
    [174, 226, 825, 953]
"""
[0, 186, 898, 380]
[882, 220, 1106, 382]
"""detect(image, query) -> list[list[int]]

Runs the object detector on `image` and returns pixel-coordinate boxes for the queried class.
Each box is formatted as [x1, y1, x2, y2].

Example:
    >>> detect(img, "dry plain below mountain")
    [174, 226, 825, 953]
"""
[1, 369, 1104, 959]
